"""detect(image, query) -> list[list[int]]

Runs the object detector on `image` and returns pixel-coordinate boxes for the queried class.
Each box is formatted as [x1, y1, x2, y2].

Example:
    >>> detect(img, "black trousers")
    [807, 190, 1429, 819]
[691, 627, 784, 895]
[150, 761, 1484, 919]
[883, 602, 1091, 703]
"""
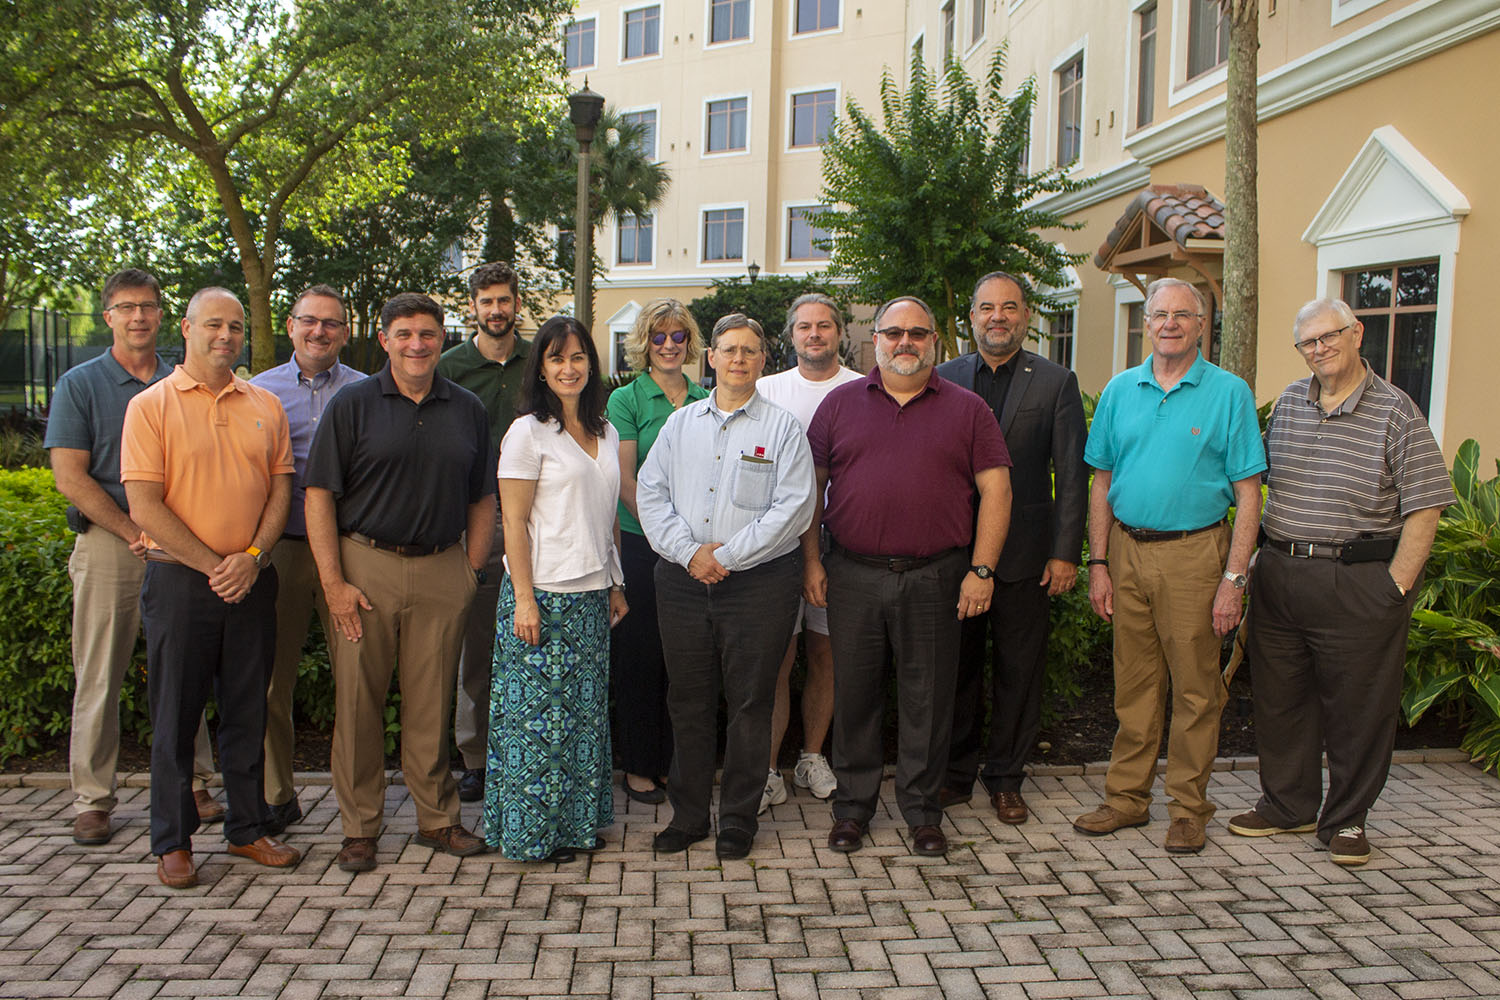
[656, 551, 801, 837]
[945, 573, 1052, 794]
[610, 530, 674, 778]
[142, 561, 276, 855]
[826, 546, 967, 828]
[1245, 545, 1419, 842]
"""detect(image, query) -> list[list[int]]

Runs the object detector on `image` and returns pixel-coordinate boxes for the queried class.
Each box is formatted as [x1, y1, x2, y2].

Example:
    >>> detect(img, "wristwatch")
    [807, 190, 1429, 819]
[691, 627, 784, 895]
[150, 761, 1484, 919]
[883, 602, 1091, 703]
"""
[969, 564, 994, 579]
[1222, 570, 1247, 589]
[474, 568, 488, 586]
[245, 545, 270, 569]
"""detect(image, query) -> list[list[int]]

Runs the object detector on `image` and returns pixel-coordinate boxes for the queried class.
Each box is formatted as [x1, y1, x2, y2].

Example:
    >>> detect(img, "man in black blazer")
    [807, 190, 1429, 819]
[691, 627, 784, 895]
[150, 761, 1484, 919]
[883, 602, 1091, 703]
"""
[935, 271, 1088, 825]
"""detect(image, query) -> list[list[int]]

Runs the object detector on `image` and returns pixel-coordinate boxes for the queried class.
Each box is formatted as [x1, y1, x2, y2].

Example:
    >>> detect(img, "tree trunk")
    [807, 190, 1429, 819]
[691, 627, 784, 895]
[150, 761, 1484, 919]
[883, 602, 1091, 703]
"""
[1221, 0, 1259, 391]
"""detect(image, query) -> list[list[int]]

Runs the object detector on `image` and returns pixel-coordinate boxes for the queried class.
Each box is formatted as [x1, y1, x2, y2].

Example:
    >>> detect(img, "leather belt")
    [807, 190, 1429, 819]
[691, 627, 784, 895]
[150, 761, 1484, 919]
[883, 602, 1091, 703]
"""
[281, 531, 307, 542]
[1266, 537, 1398, 562]
[830, 541, 961, 573]
[1116, 518, 1227, 543]
[144, 549, 183, 565]
[344, 531, 453, 557]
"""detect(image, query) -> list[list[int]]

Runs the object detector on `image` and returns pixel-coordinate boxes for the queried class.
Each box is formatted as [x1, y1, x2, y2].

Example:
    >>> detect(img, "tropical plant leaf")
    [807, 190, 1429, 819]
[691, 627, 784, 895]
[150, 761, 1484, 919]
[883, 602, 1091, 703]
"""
[1402, 669, 1463, 724]
[1453, 438, 1479, 502]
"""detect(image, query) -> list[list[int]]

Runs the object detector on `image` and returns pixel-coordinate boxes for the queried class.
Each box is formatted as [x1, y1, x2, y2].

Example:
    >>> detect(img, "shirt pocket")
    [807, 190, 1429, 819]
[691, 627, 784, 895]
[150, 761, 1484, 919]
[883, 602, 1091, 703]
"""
[731, 456, 775, 512]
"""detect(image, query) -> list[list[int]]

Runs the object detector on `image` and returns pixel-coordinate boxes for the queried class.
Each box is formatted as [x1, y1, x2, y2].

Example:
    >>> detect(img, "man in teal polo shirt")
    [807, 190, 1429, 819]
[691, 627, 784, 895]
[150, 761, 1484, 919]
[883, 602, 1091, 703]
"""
[1074, 277, 1264, 855]
[436, 261, 529, 801]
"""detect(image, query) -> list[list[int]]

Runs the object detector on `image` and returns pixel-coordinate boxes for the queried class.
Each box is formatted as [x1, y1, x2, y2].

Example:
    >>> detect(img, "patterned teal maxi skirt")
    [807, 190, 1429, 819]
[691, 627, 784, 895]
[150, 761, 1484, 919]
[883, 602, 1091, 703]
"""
[483, 576, 614, 859]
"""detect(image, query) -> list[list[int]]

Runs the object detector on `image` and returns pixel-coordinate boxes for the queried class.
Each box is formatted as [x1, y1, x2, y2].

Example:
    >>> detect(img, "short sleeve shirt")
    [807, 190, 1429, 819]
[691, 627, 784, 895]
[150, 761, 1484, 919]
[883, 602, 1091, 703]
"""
[119, 367, 294, 554]
[304, 365, 496, 549]
[1085, 353, 1266, 531]
[807, 369, 1011, 558]
[44, 350, 173, 511]
[606, 373, 709, 534]
[1261, 364, 1455, 542]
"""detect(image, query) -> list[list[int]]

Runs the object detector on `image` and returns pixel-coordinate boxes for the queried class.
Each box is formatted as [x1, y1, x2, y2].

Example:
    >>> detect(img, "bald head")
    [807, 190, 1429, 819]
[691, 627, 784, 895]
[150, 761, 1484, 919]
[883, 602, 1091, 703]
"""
[185, 286, 244, 323]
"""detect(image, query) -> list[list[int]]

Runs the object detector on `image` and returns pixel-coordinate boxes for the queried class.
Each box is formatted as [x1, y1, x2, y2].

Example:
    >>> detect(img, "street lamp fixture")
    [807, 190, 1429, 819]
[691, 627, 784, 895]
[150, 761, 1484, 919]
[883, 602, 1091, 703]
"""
[568, 82, 606, 332]
[747, 261, 760, 284]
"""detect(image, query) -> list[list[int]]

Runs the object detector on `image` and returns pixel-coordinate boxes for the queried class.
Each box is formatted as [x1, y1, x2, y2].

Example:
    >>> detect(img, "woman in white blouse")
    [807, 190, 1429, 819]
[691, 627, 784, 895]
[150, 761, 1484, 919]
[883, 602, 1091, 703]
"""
[482, 315, 628, 863]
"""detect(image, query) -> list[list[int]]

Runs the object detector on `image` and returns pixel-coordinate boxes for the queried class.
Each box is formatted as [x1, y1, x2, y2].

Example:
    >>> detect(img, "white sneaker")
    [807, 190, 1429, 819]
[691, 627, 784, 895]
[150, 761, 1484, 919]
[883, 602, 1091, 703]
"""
[794, 752, 838, 799]
[759, 769, 787, 814]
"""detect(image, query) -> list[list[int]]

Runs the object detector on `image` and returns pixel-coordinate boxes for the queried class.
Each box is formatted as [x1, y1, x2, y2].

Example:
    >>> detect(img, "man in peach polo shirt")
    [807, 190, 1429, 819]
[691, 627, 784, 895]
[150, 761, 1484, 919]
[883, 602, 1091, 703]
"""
[121, 287, 301, 889]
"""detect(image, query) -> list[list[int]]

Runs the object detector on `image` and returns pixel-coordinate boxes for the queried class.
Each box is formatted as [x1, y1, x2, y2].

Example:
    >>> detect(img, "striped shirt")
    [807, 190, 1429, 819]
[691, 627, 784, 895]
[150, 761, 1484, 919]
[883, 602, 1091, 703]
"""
[1261, 364, 1454, 543]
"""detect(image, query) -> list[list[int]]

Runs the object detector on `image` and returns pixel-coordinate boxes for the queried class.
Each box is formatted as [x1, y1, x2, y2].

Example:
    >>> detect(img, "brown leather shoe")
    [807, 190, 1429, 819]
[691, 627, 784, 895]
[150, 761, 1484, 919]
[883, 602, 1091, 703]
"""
[227, 835, 301, 868]
[337, 837, 378, 872]
[194, 789, 226, 824]
[1163, 817, 1206, 854]
[415, 824, 487, 857]
[910, 824, 947, 857]
[156, 849, 197, 888]
[1073, 803, 1149, 836]
[827, 818, 866, 853]
[73, 810, 112, 845]
[992, 791, 1029, 825]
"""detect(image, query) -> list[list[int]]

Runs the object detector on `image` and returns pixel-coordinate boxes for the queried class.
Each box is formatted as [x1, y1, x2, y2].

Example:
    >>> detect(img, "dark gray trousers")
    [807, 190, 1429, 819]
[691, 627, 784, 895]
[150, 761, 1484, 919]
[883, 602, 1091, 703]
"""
[826, 546, 967, 828]
[656, 551, 802, 837]
[946, 573, 1052, 794]
[1245, 545, 1419, 842]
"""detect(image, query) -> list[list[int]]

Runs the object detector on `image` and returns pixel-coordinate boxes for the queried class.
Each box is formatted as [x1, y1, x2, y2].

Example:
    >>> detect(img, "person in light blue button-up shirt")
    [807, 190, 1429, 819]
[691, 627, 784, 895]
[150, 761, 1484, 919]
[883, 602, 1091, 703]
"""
[248, 284, 366, 832]
[636, 314, 815, 861]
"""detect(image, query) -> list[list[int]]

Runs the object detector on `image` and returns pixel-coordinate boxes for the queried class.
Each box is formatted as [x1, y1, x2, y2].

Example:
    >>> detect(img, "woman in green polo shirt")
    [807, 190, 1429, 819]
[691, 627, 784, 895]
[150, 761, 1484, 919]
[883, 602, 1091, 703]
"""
[607, 299, 709, 805]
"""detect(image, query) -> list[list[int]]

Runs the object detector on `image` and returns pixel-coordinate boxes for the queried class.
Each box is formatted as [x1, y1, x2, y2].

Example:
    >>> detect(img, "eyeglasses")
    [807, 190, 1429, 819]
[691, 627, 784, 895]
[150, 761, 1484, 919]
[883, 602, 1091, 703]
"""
[1147, 310, 1202, 325]
[106, 301, 161, 315]
[714, 345, 763, 359]
[651, 329, 689, 346]
[875, 326, 935, 342]
[292, 315, 348, 332]
[1295, 326, 1349, 355]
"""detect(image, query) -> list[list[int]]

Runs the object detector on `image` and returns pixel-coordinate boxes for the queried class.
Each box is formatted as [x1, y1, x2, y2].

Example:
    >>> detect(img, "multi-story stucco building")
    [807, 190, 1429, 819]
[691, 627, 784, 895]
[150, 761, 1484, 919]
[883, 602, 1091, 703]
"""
[570, 0, 1499, 452]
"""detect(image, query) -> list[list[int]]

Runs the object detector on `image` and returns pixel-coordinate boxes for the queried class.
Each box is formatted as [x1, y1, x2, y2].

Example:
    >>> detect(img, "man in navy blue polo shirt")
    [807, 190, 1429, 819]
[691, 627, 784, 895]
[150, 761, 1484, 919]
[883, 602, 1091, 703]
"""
[1075, 277, 1265, 855]
[46, 268, 222, 846]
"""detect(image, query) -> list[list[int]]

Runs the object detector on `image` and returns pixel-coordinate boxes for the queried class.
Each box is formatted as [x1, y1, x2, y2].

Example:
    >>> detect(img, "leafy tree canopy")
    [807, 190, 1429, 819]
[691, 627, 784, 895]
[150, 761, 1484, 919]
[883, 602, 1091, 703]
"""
[687, 274, 857, 375]
[818, 48, 1090, 353]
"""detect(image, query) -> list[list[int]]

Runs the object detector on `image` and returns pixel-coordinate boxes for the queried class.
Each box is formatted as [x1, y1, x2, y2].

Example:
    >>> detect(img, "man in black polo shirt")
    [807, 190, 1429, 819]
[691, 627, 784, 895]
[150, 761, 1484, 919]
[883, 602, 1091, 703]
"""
[305, 292, 496, 873]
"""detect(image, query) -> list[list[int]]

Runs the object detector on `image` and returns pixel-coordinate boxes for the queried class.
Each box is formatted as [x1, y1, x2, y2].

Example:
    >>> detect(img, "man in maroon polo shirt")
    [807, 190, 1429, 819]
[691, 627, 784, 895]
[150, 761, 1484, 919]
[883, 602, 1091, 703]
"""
[804, 295, 1012, 857]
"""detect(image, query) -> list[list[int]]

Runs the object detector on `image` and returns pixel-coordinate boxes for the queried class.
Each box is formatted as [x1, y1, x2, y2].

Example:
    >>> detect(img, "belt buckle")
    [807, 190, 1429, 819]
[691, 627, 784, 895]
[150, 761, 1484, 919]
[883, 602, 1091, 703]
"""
[1289, 541, 1313, 558]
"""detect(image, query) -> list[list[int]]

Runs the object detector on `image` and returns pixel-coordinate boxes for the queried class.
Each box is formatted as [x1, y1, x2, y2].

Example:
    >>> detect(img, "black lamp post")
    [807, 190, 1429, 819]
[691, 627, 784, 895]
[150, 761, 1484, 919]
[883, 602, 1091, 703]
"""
[568, 83, 606, 332]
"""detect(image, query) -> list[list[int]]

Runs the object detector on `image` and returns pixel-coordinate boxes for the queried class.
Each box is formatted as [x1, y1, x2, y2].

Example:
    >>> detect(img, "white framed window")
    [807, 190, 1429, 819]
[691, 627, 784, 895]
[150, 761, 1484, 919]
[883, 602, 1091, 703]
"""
[620, 107, 659, 160]
[1055, 53, 1084, 166]
[701, 204, 748, 263]
[704, 96, 750, 155]
[709, 0, 752, 44]
[792, 0, 840, 36]
[606, 301, 642, 375]
[564, 16, 597, 70]
[1047, 307, 1076, 370]
[1331, 0, 1390, 26]
[941, 1, 956, 64]
[617, 213, 655, 266]
[909, 32, 924, 79]
[788, 87, 837, 149]
[1135, 2, 1157, 128]
[970, 0, 985, 46]
[1302, 125, 1468, 444]
[622, 4, 661, 61]
[784, 204, 832, 262]
[1187, 0, 1229, 80]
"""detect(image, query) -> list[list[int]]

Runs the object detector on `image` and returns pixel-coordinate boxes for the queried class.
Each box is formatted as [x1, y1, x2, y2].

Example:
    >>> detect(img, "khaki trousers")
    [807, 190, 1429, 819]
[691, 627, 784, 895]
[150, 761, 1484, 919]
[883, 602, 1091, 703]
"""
[263, 539, 330, 808]
[329, 539, 476, 837]
[1103, 521, 1230, 823]
[68, 528, 214, 814]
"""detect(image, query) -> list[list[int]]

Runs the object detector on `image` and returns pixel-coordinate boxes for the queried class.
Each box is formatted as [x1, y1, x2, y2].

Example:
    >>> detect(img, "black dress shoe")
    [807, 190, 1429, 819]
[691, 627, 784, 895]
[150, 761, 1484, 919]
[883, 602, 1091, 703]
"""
[653, 827, 708, 853]
[910, 824, 947, 857]
[622, 775, 666, 805]
[263, 797, 303, 836]
[716, 828, 753, 860]
[828, 818, 866, 853]
[457, 768, 484, 802]
[545, 846, 577, 863]
[578, 836, 606, 852]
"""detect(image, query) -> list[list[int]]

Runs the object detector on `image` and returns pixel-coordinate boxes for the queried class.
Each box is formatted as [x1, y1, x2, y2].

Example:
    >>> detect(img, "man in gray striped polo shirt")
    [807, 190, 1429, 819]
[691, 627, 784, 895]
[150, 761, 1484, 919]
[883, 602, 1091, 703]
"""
[1229, 297, 1455, 867]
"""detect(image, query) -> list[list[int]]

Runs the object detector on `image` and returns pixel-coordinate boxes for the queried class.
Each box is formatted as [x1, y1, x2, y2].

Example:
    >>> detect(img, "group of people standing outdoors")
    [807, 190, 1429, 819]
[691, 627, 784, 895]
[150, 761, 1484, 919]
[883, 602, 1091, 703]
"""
[47, 258, 1452, 888]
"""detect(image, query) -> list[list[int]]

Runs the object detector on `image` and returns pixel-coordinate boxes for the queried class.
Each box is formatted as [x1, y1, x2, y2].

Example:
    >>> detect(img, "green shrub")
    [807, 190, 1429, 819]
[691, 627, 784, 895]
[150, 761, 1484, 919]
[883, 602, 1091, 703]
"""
[1403, 439, 1500, 770]
[0, 468, 77, 758]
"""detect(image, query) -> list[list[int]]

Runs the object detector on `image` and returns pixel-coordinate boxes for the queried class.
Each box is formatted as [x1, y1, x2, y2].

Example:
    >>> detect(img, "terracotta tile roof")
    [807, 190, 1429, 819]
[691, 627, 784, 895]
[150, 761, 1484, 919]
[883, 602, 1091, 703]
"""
[1094, 184, 1226, 269]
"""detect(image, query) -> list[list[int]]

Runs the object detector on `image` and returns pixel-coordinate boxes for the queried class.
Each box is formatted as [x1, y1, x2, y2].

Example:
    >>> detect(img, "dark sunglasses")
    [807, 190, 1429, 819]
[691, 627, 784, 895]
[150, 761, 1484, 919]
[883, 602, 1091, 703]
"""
[651, 329, 689, 346]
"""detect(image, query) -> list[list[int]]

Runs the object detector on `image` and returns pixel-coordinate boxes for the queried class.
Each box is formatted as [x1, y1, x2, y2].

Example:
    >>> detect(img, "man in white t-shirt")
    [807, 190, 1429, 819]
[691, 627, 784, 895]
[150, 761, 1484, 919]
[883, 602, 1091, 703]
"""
[753, 294, 864, 813]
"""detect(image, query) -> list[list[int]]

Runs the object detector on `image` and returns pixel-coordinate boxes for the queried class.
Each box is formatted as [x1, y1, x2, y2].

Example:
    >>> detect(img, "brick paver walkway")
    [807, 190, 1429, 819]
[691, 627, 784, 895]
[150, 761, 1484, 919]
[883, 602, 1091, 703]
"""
[1, 750, 1495, 999]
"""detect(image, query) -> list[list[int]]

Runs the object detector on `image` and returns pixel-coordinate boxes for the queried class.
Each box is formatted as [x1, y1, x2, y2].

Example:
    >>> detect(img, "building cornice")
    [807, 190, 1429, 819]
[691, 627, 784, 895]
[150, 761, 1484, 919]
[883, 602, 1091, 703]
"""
[1031, 160, 1152, 216]
[1125, 0, 1500, 166]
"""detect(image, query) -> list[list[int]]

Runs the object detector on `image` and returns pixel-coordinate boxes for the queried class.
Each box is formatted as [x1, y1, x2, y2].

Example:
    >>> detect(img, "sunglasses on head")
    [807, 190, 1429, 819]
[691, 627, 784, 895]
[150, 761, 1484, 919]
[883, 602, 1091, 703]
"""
[651, 329, 689, 346]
